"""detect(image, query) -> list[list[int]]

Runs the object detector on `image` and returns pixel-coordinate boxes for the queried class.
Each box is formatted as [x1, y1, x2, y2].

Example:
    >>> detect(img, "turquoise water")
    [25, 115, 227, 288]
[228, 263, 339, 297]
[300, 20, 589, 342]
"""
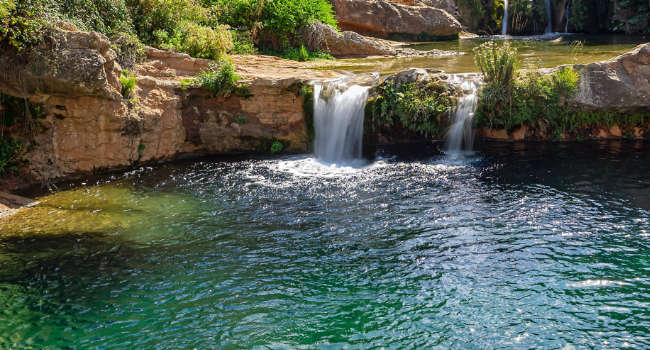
[1, 142, 649, 348]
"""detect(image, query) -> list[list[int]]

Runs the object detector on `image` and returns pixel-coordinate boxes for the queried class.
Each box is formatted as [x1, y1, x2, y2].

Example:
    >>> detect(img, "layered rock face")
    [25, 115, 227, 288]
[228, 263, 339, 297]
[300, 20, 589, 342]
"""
[0, 29, 330, 185]
[330, 0, 462, 38]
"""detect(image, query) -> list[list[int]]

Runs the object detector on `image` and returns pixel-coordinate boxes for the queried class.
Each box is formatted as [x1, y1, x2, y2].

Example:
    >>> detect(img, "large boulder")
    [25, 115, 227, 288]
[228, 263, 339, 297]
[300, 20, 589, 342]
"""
[571, 43, 650, 112]
[330, 0, 462, 39]
[300, 21, 397, 57]
[0, 28, 122, 100]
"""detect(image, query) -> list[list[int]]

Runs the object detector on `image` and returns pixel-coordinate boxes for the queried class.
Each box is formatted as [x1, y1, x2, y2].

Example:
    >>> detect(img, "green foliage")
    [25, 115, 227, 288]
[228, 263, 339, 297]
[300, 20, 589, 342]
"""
[508, 0, 547, 35]
[209, 0, 267, 29]
[195, 59, 251, 98]
[278, 45, 332, 62]
[366, 79, 456, 139]
[128, 0, 211, 43]
[231, 30, 258, 55]
[156, 21, 232, 59]
[471, 44, 633, 139]
[234, 116, 247, 124]
[0, 137, 23, 176]
[120, 69, 137, 99]
[261, 0, 336, 49]
[457, 0, 500, 34]
[270, 140, 283, 153]
[110, 31, 146, 70]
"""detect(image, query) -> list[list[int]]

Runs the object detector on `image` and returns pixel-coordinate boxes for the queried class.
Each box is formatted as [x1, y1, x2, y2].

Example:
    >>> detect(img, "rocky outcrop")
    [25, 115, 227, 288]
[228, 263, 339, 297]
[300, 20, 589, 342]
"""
[0, 29, 339, 188]
[571, 43, 650, 112]
[300, 21, 397, 57]
[299, 21, 458, 58]
[330, 0, 462, 39]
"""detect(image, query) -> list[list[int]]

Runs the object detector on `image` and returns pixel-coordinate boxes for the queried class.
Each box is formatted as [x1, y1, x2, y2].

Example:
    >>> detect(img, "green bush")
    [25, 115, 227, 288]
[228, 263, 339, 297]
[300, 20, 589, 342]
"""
[474, 45, 587, 136]
[120, 69, 137, 98]
[129, 0, 211, 43]
[156, 21, 232, 59]
[270, 140, 283, 153]
[209, 0, 267, 29]
[261, 0, 336, 49]
[278, 45, 332, 61]
[366, 79, 456, 139]
[110, 31, 146, 70]
[195, 59, 250, 98]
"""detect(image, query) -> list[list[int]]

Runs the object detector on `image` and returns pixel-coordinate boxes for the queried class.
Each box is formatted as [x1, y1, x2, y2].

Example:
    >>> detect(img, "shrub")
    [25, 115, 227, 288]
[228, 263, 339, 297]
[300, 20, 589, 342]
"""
[209, 0, 267, 29]
[110, 31, 146, 70]
[270, 140, 283, 153]
[366, 79, 456, 139]
[195, 59, 250, 98]
[128, 0, 212, 43]
[157, 21, 232, 59]
[120, 69, 137, 98]
[261, 0, 336, 49]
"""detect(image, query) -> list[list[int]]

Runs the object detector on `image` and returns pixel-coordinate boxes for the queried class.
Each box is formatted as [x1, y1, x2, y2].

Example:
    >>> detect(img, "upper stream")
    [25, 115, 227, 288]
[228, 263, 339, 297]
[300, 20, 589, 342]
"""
[327, 34, 647, 75]
[1, 142, 649, 348]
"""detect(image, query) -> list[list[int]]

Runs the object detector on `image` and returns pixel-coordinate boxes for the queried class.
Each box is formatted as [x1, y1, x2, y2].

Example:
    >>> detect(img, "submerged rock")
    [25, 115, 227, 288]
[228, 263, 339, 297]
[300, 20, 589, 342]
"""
[330, 0, 462, 39]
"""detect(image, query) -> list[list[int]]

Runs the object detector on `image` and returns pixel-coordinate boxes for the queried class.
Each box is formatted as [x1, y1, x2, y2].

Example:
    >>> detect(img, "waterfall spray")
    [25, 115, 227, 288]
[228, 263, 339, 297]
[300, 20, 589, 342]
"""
[501, 0, 509, 35]
[444, 77, 479, 154]
[313, 83, 369, 163]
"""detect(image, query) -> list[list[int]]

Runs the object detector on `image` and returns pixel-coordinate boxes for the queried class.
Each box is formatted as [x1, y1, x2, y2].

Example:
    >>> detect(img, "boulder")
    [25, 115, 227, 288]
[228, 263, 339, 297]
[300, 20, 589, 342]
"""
[571, 43, 650, 112]
[300, 21, 397, 57]
[0, 28, 122, 100]
[330, 0, 462, 38]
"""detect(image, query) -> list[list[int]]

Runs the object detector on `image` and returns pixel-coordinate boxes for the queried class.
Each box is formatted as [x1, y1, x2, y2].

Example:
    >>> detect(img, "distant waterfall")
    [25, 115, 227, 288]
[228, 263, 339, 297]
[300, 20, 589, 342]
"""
[544, 0, 553, 33]
[564, 0, 571, 32]
[313, 83, 369, 163]
[444, 78, 479, 154]
[501, 0, 509, 35]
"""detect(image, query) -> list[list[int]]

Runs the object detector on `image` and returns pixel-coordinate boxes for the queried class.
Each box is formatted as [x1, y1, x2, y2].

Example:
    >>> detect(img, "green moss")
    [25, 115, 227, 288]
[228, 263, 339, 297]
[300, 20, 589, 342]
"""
[234, 116, 247, 124]
[365, 78, 456, 139]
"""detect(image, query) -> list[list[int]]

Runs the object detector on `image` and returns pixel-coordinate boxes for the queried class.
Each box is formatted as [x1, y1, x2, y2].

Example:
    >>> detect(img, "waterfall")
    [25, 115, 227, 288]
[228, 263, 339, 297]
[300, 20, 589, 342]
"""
[444, 79, 478, 153]
[501, 0, 509, 35]
[544, 0, 553, 33]
[564, 0, 571, 32]
[313, 83, 369, 163]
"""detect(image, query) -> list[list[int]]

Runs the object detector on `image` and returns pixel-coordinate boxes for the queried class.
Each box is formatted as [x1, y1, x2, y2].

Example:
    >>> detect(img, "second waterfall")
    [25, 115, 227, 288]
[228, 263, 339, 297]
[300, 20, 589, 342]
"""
[313, 83, 369, 163]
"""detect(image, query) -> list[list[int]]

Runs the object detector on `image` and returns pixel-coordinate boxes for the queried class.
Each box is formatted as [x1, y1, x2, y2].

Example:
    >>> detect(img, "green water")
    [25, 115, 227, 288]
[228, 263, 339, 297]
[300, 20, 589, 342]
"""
[323, 34, 648, 74]
[1, 142, 649, 348]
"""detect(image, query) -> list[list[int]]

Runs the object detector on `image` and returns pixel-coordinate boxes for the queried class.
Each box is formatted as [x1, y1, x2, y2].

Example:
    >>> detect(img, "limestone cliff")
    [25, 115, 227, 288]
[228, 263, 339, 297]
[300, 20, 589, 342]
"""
[0, 28, 338, 188]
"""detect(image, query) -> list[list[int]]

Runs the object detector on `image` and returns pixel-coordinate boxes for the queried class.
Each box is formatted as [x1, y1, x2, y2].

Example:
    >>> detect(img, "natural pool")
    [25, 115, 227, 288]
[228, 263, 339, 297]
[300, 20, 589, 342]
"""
[324, 34, 648, 74]
[1, 142, 649, 348]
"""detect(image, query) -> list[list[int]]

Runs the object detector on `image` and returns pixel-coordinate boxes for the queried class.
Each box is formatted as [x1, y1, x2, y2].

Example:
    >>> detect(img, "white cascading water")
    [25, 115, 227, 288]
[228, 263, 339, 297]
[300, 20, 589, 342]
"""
[444, 79, 479, 154]
[545, 0, 553, 33]
[501, 0, 509, 35]
[313, 83, 369, 163]
[564, 0, 571, 32]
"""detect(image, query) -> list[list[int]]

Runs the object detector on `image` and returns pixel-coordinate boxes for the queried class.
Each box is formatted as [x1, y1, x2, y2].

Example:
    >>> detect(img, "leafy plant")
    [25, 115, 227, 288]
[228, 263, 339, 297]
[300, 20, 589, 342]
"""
[270, 140, 283, 153]
[366, 78, 456, 139]
[156, 21, 232, 59]
[234, 116, 247, 124]
[195, 59, 250, 98]
[120, 69, 137, 99]
[261, 0, 336, 49]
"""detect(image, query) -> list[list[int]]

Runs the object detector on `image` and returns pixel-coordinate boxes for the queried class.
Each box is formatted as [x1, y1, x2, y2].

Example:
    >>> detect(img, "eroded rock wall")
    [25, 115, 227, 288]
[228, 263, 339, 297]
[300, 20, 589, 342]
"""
[0, 30, 315, 187]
